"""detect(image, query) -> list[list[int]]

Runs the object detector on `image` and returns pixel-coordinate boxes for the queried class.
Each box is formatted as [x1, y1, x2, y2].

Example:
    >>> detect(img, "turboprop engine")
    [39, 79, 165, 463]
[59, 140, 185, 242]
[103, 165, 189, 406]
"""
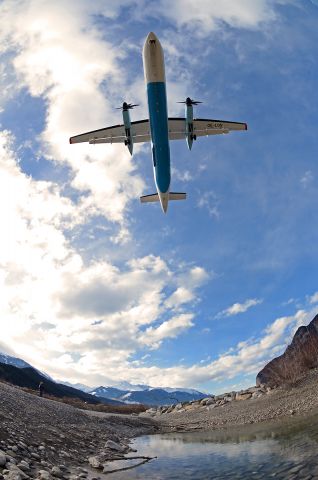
[177, 97, 202, 150]
[116, 102, 139, 155]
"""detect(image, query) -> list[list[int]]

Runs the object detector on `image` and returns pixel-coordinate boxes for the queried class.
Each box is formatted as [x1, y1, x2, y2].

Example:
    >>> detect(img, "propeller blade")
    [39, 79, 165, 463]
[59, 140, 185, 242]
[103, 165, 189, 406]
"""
[116, 103, 139, 110]
[177, 98, 202, 106]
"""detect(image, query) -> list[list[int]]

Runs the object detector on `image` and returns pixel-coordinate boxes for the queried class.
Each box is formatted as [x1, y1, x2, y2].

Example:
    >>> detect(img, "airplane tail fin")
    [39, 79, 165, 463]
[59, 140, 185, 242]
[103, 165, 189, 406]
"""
[140, 192, 187, 203]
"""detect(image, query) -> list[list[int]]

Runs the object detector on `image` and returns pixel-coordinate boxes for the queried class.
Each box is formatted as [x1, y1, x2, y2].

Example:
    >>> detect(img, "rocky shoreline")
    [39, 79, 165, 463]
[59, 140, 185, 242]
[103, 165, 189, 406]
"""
[2, 369, 318, 479]
[0, 381, 158, 479]
[143, 369, 318, 433]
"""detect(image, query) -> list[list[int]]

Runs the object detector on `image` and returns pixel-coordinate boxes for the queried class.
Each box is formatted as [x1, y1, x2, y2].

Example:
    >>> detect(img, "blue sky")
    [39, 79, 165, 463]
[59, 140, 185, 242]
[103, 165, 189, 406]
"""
[1, 0, 318, 393]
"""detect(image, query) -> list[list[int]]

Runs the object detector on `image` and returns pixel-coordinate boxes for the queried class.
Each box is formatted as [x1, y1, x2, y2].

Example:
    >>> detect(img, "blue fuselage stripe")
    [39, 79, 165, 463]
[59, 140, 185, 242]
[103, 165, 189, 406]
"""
[147, 82, 171, 193]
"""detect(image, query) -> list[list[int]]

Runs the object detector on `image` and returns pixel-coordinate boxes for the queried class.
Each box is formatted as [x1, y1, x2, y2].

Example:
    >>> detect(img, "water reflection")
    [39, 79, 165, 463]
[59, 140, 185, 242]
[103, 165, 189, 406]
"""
[107, 412, 318, 479]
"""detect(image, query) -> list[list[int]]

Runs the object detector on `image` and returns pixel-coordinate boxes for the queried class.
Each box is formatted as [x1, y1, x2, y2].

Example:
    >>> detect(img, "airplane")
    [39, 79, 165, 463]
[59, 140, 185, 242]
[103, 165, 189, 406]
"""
[69, 32, 247, 213]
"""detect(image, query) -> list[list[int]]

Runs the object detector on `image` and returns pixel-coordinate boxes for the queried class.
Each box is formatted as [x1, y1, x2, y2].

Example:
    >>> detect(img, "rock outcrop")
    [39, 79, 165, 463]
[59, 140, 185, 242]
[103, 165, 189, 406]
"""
[140, 384, 273, 418]
[256, 314, 318, 387]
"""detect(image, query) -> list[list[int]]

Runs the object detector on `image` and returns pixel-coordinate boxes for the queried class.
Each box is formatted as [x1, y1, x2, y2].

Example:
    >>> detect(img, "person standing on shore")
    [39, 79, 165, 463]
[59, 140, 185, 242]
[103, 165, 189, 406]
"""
[38, 382, 44, 397]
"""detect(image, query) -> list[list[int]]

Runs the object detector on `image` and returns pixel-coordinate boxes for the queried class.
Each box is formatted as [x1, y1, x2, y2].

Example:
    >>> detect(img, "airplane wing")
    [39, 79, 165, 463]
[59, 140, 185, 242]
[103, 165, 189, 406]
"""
[168, 118, 247, 140]
[69, 120, 151, 144]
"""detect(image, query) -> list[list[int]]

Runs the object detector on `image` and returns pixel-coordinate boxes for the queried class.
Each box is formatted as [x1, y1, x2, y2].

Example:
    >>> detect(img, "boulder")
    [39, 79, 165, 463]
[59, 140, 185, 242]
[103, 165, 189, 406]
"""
[235, 392, 252, 401]
[223, 396, 233, 402]
[104, 440, 127, 453]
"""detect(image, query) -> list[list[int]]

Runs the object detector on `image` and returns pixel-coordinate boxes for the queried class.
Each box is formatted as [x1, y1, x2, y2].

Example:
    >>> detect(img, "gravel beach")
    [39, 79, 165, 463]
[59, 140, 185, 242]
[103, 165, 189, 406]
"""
[2, 370, 318, 478]
[0, 381, 158, 479]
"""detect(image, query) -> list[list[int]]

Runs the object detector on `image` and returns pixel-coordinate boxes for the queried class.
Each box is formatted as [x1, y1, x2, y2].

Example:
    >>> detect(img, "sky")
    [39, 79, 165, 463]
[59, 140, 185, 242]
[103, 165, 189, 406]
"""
[0, 0, 318, 394]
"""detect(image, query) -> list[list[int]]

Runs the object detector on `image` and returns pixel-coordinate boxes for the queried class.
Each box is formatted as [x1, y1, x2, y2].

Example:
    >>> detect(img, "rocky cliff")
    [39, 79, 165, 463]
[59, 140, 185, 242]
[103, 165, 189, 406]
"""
[256, 314, 318, 387]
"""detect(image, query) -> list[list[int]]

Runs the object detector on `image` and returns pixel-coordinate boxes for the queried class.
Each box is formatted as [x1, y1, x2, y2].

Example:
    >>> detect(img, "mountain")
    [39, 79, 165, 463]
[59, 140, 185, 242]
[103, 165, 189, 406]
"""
[256, 314, 318, 387]
[0, 352, 206, 406]
[0, 353, 32, 369]
[0, 352, 55, 381]
[58, 380, 92, 393]
[90, 386, 129, 400]
[0, 355, 125, 405]
[90, 385, 206, 406]
[115, 381, 150, 391]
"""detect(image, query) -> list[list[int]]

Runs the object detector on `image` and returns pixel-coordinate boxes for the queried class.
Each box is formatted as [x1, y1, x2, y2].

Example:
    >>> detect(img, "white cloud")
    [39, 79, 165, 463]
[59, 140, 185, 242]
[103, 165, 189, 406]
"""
[1, 151, 314, 395]
[140, 314, 195, 348]
[112, 307, 313, 389]
[217, 298, 263, 318]
[154, 0, 277, 33]
[0, 128, 209, 385]
[165, 287, 195, 310]
[0, 0, 313, 393]
[0, 0, 144, 234]
[300, 170, 314, 188]
[309, 292, 318, 304]
[197, 191, 220, 218]
[0, 0, 290, 236]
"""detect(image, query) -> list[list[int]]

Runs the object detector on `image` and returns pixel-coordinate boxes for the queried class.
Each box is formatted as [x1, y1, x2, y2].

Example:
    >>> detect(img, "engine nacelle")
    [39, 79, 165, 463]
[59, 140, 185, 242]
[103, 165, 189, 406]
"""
[122, 106, 133, 155]
[177, 97, 201, 150]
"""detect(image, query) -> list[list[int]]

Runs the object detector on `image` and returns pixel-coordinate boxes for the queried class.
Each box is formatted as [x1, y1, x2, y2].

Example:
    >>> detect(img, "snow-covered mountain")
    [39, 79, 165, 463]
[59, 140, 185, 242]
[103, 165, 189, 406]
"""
[0, 352, 55, 381]
[0, 352, 208, 406]
[0, 353, 32, 369]
[90, 385, 207, 406]
[57, 381, 92, 393]
[115, 381, 150, 392]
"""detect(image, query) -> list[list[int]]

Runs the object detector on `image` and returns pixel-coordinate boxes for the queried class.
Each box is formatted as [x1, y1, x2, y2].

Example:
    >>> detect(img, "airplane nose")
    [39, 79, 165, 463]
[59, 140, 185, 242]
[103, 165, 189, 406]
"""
[146, 32, 158, 44]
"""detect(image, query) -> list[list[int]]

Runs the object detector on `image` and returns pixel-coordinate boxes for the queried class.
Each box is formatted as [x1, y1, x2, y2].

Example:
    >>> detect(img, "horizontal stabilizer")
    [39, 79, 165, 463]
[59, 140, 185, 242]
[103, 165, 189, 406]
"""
[140, 193, 159, 203]
[140, 192, 187, 203]
[169, 192, 186, 200]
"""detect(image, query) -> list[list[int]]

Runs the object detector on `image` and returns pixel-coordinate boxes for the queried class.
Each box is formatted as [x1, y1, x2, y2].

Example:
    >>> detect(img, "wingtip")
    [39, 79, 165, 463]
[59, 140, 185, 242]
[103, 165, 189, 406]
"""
[69, 138, 73, 144]
[245, 123, 248, 130]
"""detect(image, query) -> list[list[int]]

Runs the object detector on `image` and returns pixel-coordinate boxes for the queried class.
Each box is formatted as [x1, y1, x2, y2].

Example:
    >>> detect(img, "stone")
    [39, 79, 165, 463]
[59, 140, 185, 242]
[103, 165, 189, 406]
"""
[38, 470, 52, 480]
[0, 450, 6, 467]
[205, 398, 215, 406]
[104, 440, 127, 453]
[31, 453, 41, 460]
[16, 464, 29, 472]
[2, 471, 22, 480]
[51, 466, 62, 477]
[223, 396, 233, 402]
[235, 392, 252, 401]
[165, 406, 174, 414]
[5, 465, 29, 480]
[88, 457, 101, 469]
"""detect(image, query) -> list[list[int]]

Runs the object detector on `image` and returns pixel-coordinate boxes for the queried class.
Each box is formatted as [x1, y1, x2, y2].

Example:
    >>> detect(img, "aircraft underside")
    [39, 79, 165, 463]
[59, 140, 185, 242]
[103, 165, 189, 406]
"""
[69, 32, 247, 213]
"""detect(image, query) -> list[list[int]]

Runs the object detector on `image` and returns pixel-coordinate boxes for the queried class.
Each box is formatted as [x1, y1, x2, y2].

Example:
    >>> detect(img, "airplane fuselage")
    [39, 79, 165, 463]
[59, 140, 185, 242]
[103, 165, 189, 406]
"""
[143, 32, 171, 213]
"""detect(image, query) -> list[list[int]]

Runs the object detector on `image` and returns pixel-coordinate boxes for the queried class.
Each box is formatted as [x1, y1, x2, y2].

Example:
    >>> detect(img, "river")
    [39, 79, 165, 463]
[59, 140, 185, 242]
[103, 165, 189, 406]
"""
[106, 411, 318, 479]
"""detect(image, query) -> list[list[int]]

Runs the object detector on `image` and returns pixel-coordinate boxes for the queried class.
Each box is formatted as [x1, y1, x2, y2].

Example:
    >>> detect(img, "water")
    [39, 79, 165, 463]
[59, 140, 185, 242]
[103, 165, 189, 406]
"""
[106, 412, 318, 479]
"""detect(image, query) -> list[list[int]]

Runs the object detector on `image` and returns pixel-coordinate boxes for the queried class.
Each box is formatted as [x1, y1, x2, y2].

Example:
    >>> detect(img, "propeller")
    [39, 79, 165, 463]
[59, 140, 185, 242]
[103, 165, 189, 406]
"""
[177, 97, 202, 107]
[116, 102, 139, 111]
